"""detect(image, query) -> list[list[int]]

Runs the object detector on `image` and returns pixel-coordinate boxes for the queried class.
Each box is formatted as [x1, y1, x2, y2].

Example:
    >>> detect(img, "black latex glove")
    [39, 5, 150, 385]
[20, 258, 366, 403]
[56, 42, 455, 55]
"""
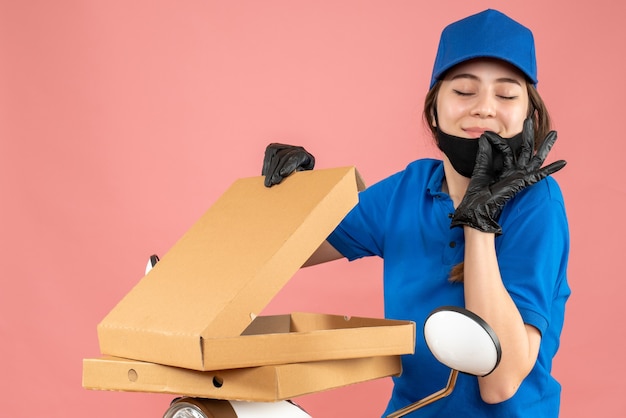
[451, 118, 566, 234]
[262, 143, 315, 187]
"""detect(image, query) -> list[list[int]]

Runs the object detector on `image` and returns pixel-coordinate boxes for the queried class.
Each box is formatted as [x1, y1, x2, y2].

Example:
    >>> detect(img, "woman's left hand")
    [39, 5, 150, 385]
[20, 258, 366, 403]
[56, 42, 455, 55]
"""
[451, 118, 566, 234]
[262, 143, 315, 187]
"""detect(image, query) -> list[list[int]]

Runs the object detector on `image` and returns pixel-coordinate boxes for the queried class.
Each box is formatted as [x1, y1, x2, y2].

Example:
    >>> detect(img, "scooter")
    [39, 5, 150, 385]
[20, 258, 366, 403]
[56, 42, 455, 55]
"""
[144, 255, 502, 418]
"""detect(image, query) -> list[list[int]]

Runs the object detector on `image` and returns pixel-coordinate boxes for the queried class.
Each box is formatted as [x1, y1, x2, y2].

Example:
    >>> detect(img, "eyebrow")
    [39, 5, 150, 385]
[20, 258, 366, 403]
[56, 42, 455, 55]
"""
[450, 73, 522, 86]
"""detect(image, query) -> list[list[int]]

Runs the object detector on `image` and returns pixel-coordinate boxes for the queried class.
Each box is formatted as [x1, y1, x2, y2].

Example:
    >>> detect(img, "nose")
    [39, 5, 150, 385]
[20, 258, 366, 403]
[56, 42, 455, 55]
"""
[471, 93, 496, 118]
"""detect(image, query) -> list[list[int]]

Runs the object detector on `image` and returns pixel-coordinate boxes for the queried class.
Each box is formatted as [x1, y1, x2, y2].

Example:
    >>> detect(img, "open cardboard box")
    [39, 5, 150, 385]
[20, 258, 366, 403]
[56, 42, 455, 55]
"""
[84, 167, 415, 399]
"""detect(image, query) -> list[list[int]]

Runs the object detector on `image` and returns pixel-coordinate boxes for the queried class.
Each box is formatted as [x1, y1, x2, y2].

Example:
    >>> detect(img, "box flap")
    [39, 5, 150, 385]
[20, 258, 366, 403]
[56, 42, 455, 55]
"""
[98, 167, 364, 368]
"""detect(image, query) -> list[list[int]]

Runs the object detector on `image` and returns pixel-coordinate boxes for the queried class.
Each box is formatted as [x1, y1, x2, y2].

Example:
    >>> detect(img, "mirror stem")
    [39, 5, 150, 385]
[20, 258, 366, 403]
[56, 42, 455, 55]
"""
[386, 369, 459, 418]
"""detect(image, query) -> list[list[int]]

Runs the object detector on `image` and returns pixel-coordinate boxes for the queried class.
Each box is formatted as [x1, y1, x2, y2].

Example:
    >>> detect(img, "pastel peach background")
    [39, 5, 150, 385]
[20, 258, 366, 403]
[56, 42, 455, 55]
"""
[1, 0, 624, 416]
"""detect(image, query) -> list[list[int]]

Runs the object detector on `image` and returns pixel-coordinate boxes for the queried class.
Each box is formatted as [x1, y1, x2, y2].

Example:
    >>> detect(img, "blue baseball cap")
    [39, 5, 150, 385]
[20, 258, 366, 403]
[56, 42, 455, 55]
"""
[430, 9, 537, 88]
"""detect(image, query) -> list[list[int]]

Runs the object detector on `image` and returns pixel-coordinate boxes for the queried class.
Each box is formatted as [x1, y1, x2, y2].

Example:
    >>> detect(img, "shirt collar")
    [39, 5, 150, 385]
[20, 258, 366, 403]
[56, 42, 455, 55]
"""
[426, 160, 446, 198]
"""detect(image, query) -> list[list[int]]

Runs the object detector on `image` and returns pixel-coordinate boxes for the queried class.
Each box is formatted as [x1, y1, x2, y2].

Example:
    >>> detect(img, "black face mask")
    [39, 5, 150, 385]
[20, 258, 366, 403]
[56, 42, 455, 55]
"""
[436, 127, 524, 178]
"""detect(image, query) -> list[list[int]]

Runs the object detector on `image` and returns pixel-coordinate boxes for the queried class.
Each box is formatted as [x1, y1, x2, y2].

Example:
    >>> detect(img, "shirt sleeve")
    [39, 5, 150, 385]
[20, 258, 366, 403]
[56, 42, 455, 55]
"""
[327, 171, 402, 260]
[495, 177, 570, 335]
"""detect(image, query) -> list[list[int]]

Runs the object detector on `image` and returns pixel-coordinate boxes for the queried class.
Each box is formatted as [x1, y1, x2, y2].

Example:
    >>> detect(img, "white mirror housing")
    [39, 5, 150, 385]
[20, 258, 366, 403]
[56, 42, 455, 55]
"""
[424, 306, 501, 377]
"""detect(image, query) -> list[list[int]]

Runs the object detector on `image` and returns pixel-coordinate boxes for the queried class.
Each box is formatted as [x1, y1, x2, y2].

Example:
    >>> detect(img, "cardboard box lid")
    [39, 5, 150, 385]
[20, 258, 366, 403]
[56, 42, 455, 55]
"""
[98, 167, 366, 364]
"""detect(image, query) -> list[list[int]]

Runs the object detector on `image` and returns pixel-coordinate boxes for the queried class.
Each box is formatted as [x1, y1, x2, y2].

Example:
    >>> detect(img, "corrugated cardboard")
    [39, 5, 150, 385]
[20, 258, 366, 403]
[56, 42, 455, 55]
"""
[96, 167, 415, 372]
[83, 355, 402, 402]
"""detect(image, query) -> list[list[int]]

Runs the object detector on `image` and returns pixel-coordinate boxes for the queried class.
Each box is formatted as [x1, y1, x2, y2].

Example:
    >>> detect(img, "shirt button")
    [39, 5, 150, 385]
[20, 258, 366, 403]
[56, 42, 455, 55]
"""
[448, 213, 453, 219]
[449, 241, 456, 248]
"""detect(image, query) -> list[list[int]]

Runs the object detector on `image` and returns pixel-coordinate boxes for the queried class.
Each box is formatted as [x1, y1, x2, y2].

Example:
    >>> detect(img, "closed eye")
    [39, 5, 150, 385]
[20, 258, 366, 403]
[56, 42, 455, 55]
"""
[453, 90, 474, 97]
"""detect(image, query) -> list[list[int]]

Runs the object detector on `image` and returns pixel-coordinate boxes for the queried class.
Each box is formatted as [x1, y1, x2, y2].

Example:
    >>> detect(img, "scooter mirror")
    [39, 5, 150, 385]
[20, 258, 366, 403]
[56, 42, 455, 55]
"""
[145, 254, 159, 275]
[386, 306, 501, 418]
[424, 306, 501, 377]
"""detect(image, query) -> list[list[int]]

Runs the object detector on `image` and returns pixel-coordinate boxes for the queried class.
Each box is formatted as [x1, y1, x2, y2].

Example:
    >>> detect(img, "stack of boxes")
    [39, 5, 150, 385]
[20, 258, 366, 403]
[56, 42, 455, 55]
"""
[83, 167, 415, 402]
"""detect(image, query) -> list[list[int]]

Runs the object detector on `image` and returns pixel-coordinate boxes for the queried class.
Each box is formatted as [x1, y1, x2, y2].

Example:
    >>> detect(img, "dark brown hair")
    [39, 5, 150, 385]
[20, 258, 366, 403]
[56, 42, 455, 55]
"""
[422, 80, 552, 283]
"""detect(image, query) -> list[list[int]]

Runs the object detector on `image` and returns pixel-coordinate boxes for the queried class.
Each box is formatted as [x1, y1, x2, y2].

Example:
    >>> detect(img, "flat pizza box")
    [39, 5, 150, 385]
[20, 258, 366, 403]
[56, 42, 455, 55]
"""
[83, 355, 402, 402]
[94, 167, 415, 371]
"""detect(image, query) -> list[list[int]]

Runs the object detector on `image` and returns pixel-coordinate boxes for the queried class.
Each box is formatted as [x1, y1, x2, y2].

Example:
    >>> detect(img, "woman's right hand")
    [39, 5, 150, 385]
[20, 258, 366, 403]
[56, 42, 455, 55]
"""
[262, 143, 315, 187]
[450, 118, 566, 234]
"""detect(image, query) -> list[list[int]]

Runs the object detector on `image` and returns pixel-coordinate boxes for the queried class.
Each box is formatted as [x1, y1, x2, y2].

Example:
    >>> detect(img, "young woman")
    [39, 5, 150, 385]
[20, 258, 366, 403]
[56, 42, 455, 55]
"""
[262, 9, 570, 417]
